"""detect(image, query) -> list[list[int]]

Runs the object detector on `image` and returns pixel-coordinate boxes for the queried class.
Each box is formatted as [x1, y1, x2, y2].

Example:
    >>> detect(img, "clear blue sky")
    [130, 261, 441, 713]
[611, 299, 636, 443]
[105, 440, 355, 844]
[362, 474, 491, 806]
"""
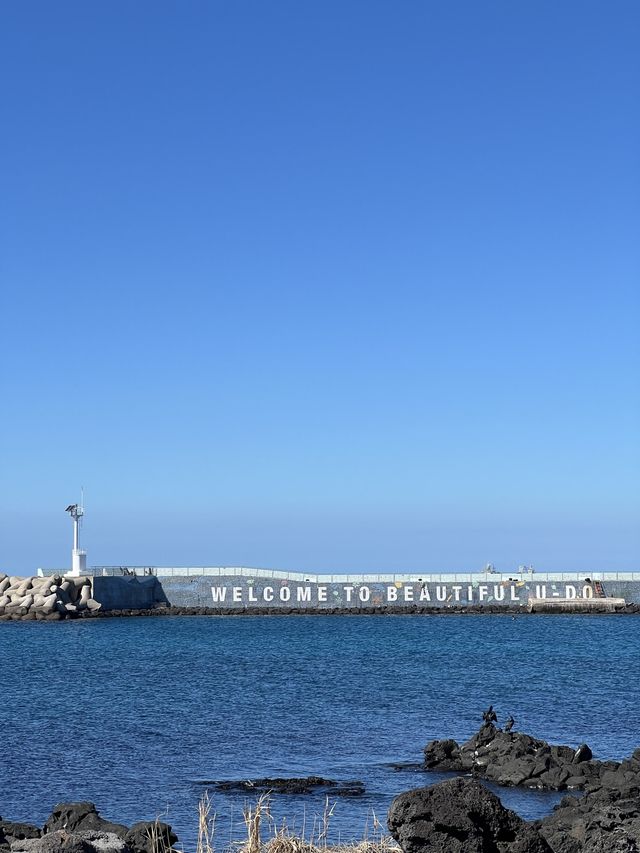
[1, 1, 638, 575]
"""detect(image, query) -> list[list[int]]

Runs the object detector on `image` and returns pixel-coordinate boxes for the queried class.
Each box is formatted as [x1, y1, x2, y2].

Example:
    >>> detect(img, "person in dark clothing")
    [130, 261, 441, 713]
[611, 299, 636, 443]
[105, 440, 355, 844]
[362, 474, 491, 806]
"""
[505, 715, 515, 732]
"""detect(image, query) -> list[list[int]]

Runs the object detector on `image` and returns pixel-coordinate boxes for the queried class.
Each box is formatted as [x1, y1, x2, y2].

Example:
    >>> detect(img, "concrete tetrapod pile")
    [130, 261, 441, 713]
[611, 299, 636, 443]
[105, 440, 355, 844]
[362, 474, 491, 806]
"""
[0, 574, 101, 621]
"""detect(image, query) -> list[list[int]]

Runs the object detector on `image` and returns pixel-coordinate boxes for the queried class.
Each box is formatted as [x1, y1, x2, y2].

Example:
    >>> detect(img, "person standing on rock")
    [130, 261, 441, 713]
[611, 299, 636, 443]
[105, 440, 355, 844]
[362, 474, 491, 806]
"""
[505, 715, 515, 732]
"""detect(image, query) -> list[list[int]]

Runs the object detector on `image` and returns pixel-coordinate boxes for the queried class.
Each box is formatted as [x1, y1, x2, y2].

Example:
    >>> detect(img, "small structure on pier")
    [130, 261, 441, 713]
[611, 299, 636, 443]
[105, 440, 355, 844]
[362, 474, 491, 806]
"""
[65, 501, 86, 577]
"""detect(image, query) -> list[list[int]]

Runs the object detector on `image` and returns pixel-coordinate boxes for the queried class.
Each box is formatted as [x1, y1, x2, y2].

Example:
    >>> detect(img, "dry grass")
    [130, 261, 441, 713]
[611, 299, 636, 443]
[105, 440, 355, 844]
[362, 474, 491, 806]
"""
[153, 792, 400, 853]
[236, 793, 399, 853]
[197, 791, 216, 853]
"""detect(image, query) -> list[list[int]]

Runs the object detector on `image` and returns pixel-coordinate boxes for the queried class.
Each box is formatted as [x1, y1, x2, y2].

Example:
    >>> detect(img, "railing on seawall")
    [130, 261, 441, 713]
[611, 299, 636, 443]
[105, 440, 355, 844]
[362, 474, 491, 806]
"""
[88, 566, 640, 583]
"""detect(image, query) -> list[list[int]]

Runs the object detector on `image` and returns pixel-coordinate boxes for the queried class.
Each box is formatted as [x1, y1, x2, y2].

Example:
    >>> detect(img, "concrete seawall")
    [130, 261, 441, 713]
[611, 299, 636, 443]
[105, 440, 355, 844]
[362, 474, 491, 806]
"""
[0, 573, 166, 619]
[91, 575, 165, 610]
[5, 569, 640, 617]
[150, 573, 640, 610]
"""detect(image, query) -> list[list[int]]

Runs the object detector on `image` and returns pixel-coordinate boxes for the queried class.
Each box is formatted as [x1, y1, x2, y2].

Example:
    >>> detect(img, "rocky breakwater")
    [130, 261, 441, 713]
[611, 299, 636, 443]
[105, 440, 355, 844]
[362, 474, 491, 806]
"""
[423, 722, 623, 791]
[0, 802, 177, 853]
[0, 575, 101, 621]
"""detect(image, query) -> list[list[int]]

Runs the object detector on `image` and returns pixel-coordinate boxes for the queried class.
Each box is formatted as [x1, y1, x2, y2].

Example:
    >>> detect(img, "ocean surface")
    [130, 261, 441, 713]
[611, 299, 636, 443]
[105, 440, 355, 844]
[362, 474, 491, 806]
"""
[1, 614, 638, 849]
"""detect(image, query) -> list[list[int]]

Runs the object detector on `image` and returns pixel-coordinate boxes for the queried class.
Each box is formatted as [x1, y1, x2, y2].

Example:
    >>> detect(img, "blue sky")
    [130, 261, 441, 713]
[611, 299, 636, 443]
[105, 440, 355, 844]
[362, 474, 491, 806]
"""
[1, 1, 638, 574]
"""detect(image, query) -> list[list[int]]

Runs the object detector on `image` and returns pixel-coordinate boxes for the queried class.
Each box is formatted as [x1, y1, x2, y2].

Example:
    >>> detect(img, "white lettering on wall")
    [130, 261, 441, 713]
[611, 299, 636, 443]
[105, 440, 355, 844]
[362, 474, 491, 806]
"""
[358, 586, 370, 602]
[203, 578, 594, 608]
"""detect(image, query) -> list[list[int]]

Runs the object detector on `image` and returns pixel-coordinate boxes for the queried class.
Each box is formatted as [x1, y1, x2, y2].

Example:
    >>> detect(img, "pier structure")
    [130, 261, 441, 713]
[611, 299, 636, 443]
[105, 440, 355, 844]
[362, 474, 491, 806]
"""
[65, 501, 86, 577]
[79, 565, 640, 611]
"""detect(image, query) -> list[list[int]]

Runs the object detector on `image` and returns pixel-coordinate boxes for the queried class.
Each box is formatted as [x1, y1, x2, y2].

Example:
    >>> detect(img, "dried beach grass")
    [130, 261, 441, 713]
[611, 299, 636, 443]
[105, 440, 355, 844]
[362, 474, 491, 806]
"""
[152, 792, 400, 853]
[197, 790, 216, 853]
[235, 793, 399, 853]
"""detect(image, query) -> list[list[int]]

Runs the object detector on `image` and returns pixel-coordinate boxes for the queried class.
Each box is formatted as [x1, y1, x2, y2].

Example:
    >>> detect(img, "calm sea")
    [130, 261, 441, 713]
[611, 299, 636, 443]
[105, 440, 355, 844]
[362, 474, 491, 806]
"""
[1, 615, 638, 848]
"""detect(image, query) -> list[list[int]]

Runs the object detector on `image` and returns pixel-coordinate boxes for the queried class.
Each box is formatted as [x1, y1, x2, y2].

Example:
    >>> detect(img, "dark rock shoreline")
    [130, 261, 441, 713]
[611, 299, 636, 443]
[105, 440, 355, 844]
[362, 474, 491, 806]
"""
[0, 802, 176, 853]
[423, 722, 640, 793]
[389, 777, 552, 852]
[2, 603, 640, 622]
[5, 729, 640, 853]
[385, 723, 640, 851]
[388, 772, 640, 853]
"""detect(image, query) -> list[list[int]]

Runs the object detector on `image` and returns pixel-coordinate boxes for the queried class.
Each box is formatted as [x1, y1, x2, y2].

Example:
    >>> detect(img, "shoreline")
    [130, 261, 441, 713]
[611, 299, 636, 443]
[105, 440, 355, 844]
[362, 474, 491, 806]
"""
[2, 602, 640, 622]
[4, 723, 640, 853]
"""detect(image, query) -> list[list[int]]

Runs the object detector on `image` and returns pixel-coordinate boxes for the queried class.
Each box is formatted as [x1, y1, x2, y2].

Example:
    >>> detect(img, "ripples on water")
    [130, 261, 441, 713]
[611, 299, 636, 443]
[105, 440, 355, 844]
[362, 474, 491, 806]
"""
[1, 614, 638, 848]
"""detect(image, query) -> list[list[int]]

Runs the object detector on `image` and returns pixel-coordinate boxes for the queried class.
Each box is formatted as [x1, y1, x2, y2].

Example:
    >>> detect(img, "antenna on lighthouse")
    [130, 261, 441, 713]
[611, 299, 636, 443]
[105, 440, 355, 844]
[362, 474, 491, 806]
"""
[65, 496, 87, 577]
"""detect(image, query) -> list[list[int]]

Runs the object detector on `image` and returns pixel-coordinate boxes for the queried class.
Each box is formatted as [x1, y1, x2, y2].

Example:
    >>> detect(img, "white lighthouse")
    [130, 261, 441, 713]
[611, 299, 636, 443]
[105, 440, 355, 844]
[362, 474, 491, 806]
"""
[65, 501, 87, 577]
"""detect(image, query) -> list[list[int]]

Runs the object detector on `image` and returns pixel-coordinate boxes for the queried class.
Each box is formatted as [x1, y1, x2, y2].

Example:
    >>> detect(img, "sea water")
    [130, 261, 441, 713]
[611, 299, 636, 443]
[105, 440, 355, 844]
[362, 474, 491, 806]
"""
[1, 614, 638, 848]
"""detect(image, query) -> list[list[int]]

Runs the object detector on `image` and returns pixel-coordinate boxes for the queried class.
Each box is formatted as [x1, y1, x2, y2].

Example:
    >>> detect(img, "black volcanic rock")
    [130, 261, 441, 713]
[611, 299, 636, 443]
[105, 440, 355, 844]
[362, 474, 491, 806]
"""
[538, 783, 640, 853]
[124, 822, 177, 853]
[43, 804, 127, 839]
[11, 830, 126, 853]
[0, 820, 41, 850]
[423, 738, 461, 769]
[388, 777, 552, 853]
[421, 725, 617, 791]
[209, 776, 365, 796]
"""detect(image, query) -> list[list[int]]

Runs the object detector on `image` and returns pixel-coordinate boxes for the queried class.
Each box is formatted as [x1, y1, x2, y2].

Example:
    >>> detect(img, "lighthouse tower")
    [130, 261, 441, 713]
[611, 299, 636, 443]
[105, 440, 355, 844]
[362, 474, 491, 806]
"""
[65, 501, 87, 577]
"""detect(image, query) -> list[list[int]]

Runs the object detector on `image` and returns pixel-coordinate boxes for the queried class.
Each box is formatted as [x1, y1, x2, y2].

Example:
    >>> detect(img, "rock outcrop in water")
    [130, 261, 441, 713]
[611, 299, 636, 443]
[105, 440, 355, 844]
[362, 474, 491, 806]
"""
[536, 750, 640, 853]
[210, 776, 365, 796]
[388, 777, 552, 852]
[389, 773, 640, 853]
[0, 575, 101, 621]
[423, 722, 629, 791]
[0, 803, 176, 853]
[409, 725, 640, 850]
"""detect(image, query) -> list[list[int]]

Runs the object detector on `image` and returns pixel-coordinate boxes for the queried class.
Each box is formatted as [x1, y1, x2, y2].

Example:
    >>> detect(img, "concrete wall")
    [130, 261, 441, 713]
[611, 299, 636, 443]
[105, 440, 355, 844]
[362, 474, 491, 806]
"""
[154, 575, 640, 609]
[88, 574, 640, 612]
[91, 576, 164, 610]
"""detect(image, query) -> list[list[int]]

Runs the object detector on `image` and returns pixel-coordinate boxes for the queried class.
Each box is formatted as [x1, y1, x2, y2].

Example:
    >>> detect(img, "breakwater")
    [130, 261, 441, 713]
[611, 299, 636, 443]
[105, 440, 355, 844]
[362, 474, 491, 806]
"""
[0, 573, 163, 620]
[8, 567, 640, 615]
[93, 567, 640, 611]
[0, 574, 101, 620]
